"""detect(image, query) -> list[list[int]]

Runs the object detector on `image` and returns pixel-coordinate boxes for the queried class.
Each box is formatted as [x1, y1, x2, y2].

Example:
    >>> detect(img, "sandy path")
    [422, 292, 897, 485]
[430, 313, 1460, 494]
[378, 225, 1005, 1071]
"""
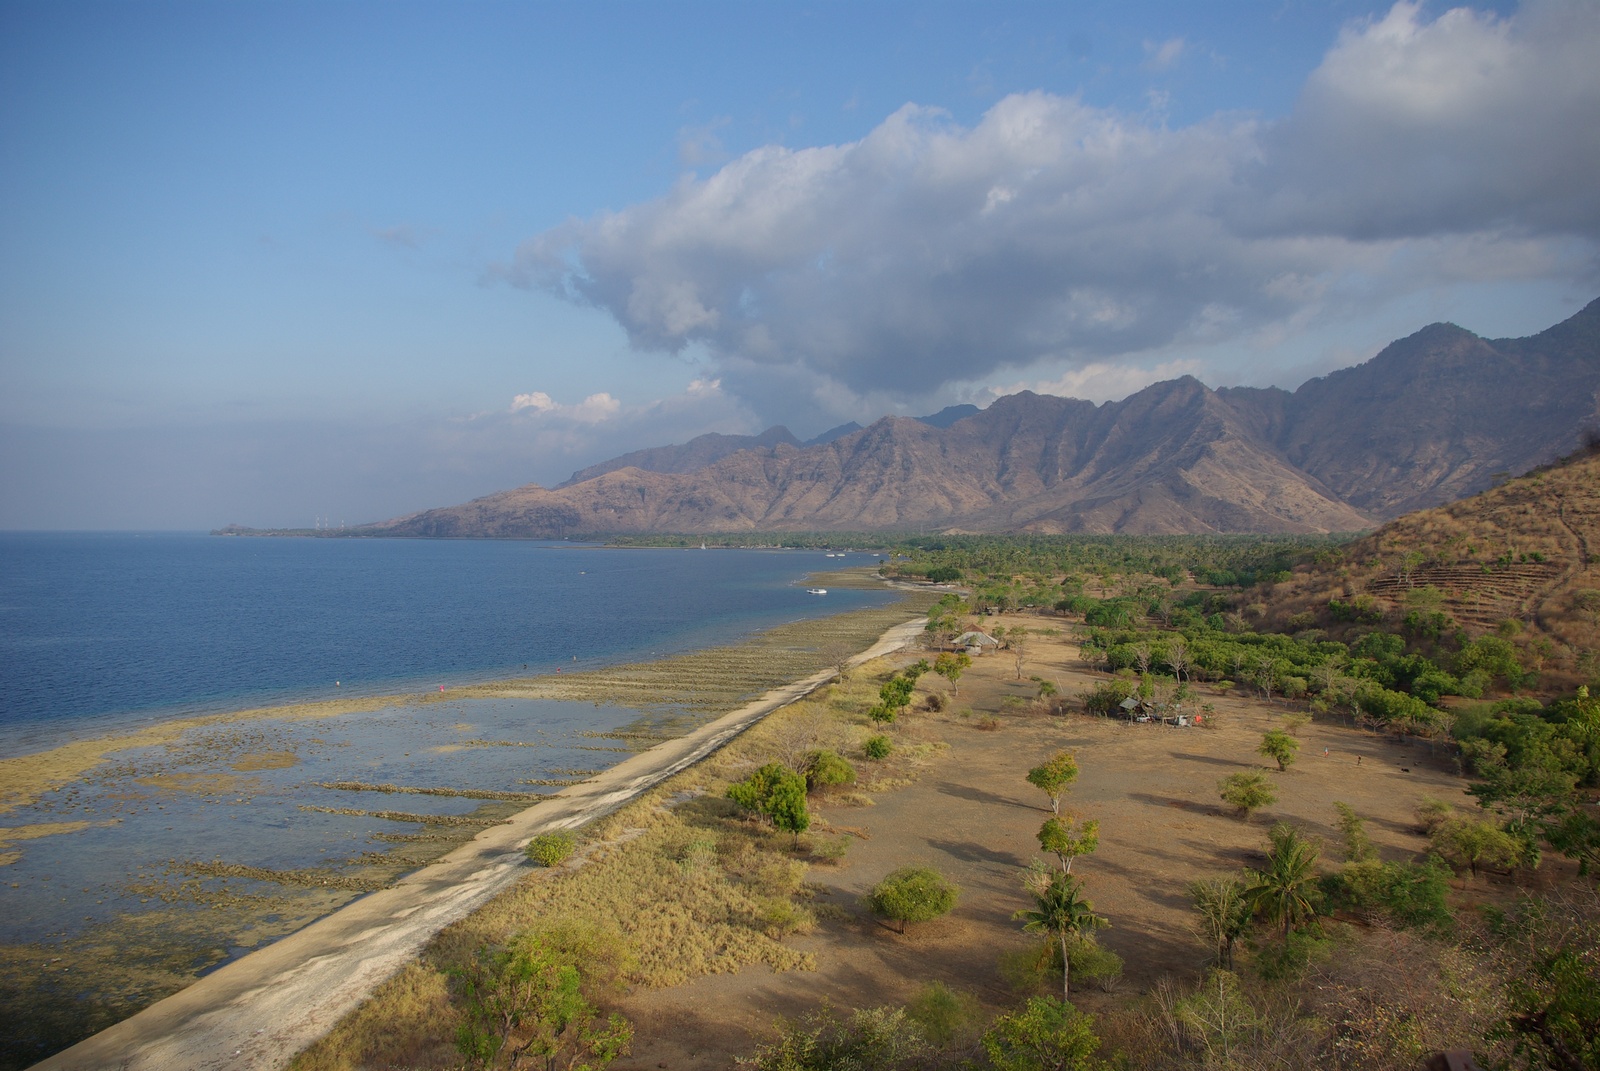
[31, 618, 928, 1071]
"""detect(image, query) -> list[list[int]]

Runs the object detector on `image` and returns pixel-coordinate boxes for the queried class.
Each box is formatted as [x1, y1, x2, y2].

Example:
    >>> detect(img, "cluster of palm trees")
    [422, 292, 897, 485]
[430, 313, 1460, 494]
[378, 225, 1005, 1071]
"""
[1190, 823, 1322, 970]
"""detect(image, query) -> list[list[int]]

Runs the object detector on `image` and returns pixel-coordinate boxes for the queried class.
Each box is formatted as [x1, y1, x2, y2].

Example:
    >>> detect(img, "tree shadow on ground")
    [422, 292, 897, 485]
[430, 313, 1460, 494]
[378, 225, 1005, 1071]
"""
[935, 781, 1036, 811]
[1128, 791, 1225, 819]
[925, 837, 1026, 869]
[1168, 751, 1254, 768]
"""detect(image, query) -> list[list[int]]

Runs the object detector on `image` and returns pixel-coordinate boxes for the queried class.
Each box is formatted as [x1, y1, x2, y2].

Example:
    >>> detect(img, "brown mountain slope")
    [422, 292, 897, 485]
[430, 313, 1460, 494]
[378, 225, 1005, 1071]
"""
[362, 299, 1598, 539]
[556, 426, 801, 488]
[375, 380, 1369, 537]
[1258, 446, 1600, 686]
[1224, 297, 1600, 518]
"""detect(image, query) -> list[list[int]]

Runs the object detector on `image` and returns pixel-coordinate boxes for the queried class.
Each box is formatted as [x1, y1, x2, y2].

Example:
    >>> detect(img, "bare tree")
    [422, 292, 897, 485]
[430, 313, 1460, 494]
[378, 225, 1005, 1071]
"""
[1010, 626, 1029, 680]
[1166, 637, 1189, 684]
[1255, 655, 1277, 705]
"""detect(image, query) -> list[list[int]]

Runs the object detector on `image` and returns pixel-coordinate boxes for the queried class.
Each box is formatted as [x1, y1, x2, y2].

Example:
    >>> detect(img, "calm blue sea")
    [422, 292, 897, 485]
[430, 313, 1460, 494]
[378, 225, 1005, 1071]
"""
[0, 532, 892, 757]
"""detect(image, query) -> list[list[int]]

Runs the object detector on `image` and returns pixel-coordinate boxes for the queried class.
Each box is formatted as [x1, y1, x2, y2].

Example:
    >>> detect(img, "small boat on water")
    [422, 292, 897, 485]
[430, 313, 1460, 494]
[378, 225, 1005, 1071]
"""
[806, 587, 828, 595]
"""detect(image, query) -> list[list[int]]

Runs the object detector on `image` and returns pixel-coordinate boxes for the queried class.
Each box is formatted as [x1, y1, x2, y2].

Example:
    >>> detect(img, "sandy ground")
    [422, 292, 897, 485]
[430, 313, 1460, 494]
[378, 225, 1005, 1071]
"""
[29, 619, 930, 1071]
[608, 618, 1474, 1070]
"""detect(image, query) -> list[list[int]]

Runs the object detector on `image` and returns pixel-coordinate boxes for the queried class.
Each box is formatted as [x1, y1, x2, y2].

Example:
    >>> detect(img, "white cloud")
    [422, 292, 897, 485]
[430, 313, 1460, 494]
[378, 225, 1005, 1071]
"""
[509, 390, 621, 423]
[1142, 37, 1187, 71]
[1247, 0, 1600, 239]
[510, 390, 555, 413]
[1000, 358, 1208, 406]
[504, 1, 1600, 426]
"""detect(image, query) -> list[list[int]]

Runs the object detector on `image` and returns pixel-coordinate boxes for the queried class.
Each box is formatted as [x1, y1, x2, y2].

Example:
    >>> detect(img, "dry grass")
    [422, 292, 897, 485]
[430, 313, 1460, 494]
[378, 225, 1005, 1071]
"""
[290, 650, 941, 1071]
[1258, 450, 1600, 690]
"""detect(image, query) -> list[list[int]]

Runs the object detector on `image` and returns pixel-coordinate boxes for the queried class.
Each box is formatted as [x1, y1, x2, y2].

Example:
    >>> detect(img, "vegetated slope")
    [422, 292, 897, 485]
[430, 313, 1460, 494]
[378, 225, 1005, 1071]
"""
[1257, 444, 1600, 687]
[358, 299, 1599, 539]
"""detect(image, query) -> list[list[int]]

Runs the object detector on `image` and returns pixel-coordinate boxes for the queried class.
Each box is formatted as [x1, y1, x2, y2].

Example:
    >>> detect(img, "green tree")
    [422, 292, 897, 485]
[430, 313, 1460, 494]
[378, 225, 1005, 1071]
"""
[1218, 771, 1277, 820]
[1333, 801, 1375, 862]
[1189, 876, 1251, 969]
[1431, 814, 1520, 882]
[980, 997, 1111, 1071]
[451, 930, 632, 1071]
[1015, 872, 1107, 1000]
[866, 866, 959, 934]
[880, 675, 915, 715]
[1243, 823, 1322, 939]
[1027, 751, 1080, 817]
[1258, 729, 1299, 771]
[768, 777, 811, 845]
[728, 763, 811, 845]
[1543, 807, 1600, 876]
[934, 652, 970, 695]
[1037, 816, 1099, 874]
[1489, 895, 1600, 1071]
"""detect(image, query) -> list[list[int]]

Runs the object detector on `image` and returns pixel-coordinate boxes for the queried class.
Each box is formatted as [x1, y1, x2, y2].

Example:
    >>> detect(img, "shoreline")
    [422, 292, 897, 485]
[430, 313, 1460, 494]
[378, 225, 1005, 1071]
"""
[0, 566, 903, 819]
[30, 614, 929, 1071]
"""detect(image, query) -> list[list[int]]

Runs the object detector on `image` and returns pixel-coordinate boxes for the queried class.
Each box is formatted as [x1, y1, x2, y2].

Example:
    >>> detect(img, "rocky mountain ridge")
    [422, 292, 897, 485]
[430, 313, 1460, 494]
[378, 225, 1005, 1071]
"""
[351, 298, 1600, 537]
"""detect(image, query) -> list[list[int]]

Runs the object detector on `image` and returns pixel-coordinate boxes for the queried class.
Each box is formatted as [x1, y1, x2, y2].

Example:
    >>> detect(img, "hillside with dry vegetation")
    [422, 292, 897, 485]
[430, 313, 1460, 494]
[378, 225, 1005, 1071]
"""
[1256, 445, 1600, 690]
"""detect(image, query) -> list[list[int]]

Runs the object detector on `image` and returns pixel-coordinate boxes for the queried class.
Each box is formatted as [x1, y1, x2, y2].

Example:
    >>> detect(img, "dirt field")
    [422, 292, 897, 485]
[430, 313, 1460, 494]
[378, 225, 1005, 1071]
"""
[609, 614, 1473, 1070]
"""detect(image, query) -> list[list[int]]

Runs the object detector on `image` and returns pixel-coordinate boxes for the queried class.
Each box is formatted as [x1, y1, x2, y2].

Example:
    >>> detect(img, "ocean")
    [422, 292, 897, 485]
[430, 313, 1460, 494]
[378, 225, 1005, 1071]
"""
[0, 532, 892, 757]
[0, 533, 899, 1004]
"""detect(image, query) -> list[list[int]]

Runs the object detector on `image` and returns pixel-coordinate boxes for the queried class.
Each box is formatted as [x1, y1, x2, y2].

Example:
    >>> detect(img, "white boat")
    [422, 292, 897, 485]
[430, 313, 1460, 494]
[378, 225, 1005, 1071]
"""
[806, 587, 828, 595]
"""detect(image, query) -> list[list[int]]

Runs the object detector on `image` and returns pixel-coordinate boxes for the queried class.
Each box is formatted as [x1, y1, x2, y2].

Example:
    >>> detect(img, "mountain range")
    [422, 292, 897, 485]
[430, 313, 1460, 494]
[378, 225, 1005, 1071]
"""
[345, 299, 1600, 537]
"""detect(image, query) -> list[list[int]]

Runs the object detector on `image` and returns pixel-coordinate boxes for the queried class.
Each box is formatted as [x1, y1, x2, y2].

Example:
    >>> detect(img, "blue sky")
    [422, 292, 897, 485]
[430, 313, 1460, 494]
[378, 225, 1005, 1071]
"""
[2, 0, 1596, 529]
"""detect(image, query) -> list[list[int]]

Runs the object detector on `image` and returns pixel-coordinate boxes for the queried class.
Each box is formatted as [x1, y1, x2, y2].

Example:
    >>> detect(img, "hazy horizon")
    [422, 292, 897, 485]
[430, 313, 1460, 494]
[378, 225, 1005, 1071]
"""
[4, 0, 1597, 530]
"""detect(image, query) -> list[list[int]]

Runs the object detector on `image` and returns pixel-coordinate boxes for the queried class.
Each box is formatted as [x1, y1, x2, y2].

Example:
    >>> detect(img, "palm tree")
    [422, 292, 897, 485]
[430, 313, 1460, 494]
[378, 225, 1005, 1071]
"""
[1188, 876, 1251, 969]
[1014, 872, 1107, 1000]
[1243, 823, 1321, 939]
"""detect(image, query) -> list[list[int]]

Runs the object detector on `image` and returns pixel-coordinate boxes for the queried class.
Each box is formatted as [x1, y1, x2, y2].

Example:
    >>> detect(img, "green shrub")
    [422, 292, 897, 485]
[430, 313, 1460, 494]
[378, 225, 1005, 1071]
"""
[863, 734, 893, 760]
[865, 866, 959, 934]
[1320, 858, 1452, 930]
[1333, 801, 1375, 862]
[802, 749, 857, 792]
[1252, 928, 1334, 981]
[808, 835, 850, 865]
[1414, 797, 1454, 834]
[981, 997, 1111, 1071]
[905, 981, 982, 1048]
[1218, 771, 1277, 819]
[1069, 936, 1124, 992]
[742, 1006, 930, 1071]
[525, 830, 577, 867]
[758, 897, 815, 938]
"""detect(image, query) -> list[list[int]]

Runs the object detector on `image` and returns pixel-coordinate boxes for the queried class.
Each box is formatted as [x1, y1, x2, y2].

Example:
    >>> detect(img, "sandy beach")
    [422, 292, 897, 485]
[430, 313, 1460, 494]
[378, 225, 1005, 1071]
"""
[19, 599, 930, 1071]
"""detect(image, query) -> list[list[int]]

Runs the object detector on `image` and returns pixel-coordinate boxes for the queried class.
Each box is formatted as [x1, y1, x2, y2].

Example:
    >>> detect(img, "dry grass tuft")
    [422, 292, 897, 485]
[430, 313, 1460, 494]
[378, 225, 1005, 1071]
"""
[290, 615, 946, 1070]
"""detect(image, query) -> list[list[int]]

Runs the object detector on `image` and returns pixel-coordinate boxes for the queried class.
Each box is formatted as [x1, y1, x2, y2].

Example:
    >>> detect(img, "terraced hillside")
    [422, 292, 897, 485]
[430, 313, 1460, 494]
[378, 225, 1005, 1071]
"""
[1256, 445, 1600, 688]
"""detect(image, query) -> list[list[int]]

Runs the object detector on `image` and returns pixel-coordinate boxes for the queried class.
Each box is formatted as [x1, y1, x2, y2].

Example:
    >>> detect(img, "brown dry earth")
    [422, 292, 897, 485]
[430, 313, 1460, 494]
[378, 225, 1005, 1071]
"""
[612, 616, 1472, 1070]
